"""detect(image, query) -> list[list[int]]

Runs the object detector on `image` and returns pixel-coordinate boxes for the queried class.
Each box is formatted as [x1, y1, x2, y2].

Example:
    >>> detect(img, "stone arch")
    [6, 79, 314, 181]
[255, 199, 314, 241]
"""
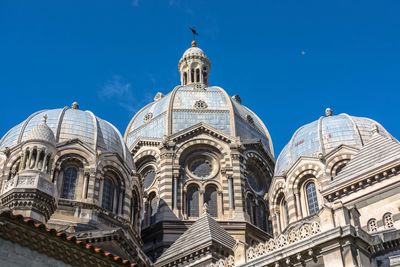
[54, 154, 86, 200]
[243, 150, 273, 197]
[174, 138, 228, 167]
[133, 147, 161, 168]
[287, 161, 323, 194]
[270, 182, 286, 211]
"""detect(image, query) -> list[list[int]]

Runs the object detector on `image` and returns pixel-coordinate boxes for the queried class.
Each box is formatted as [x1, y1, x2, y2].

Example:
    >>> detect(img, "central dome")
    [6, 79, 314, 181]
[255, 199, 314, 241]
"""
[124, 42, 273, 156]
[124, 85, 273, 155]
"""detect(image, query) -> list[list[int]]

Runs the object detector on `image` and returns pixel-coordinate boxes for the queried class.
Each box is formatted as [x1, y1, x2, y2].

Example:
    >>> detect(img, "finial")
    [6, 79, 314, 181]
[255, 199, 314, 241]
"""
[232, 95, 242, 104]
[189, 27, 199, 47]
[372, 123, 380, 135]
[154, 92, 164, 102]
[71, 101, 79, 109]
[42, 114, 48, 124]
[202, 202, 209, 215]
[325, 108, 333, 117]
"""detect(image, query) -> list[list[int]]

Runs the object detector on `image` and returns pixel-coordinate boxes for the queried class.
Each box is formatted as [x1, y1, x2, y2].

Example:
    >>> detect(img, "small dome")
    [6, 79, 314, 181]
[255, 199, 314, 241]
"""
[274, 110, 391, 176]
[26, 116, 56, 145]
[182, 46, 206, 57]
[178, 41, 211, 75]
[0, 104, 132, 166]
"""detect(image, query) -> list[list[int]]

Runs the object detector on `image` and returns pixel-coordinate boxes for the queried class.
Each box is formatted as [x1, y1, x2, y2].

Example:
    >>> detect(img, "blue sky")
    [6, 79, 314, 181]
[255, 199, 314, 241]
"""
[1, 0, 399, 156]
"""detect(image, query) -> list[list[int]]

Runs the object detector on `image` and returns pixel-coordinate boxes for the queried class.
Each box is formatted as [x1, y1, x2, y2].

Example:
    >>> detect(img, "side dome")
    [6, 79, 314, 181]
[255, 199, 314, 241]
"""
[275, 108, 391, 176]
[26, 116, 56, 145]
[0, 103, 132, 166]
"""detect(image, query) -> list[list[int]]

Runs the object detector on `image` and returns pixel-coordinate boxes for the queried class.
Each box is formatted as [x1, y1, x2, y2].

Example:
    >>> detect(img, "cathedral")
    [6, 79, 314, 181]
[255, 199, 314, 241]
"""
[0, 40, 400, 267]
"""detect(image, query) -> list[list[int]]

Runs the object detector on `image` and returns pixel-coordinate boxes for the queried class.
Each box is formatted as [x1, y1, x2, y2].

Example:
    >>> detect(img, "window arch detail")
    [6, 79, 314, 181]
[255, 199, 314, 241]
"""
[384, 213, 394, 229]
[61, 167, 78, 199]
[204, 185, 218, 217]
[305, 181, 319, 215]
[102, 177, 115, 212]
[186, 184, 199, 218]
[368, 218, 378, 232]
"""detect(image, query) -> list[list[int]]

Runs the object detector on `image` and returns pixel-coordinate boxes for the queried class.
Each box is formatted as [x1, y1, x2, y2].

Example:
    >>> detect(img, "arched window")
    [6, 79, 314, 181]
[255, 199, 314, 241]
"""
[102, 177, 115, 212]
[258, 201, 267, 231]
[61, 167, 78, 199]
[183, 72, 187, 85]
[246, 196, 252, 222]
[204, 185, 218, 217]
[246, 194, 257, 224]
[384, 213, 394, 229]
[131, 190, 139, 226]
[368, 218, 378, 232]
[142, 167, 156, 189]
[190, 69, 194, 83]
[203, 67, 208, 84]
[187, 185, 199, 217]
[305, 182, 319, 215]
[149, 192, 158, 224]
[195, 68, 200, 82]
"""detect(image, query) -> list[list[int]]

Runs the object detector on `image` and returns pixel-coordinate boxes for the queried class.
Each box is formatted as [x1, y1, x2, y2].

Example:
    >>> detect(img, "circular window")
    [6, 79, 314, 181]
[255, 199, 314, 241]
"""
[186, 154, 219, 180]
[142, 168, 156, 189]
[247, 165, 266, 195]
[190, 158, 212, 178]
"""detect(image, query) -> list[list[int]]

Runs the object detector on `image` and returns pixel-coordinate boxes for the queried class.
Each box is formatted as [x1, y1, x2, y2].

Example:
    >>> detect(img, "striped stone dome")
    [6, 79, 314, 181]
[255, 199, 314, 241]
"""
[0, 103, 132, 166]
[274, 109, 391, 176]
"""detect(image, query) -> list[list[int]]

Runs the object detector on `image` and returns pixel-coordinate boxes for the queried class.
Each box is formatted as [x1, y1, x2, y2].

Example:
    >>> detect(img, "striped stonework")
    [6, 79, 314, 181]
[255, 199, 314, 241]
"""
[132, 126, 274, 259]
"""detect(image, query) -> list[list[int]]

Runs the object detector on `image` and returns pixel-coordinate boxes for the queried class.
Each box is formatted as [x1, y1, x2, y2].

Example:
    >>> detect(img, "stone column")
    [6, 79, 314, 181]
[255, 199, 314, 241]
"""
[173, 174, 178, 211]
[295, 192, 303, 219]
[28, 149, 33, 169]
[228, 176, 234, 210]
[82, 172, 89, 199]
[42, 152, 48, 172]
[218, 190, 223, 217]
[119, 190, 124, 215]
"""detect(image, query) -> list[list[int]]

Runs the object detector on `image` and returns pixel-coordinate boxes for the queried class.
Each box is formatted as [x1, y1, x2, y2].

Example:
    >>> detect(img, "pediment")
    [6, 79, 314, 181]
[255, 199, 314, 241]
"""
[171, 122, 235, 145]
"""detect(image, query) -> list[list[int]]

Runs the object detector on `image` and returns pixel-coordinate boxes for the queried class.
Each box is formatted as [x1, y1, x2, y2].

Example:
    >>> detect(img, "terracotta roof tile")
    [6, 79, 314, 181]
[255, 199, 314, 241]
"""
[0, 210, 137, 266]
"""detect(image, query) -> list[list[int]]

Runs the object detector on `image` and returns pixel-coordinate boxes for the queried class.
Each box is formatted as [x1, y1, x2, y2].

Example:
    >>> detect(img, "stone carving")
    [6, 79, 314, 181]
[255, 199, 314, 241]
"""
[143, 112, 153, 123]
[246, 221, 321, 261]
[194, 100, 208, 109]
[207, 255, 235, 267]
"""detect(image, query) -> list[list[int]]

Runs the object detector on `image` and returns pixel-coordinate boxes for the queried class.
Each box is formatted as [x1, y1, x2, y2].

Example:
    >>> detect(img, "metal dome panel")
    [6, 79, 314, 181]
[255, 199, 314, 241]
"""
[0, 106, 131, 166]
[274, 113, 391, 176]
[124, 85, 274, 155]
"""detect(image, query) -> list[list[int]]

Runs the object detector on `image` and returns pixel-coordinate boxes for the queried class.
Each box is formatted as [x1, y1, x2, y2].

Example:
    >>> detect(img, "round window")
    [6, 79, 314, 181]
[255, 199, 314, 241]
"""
[189, 158, 212, 178]
[247, 165, 266, 195]
[142, 168, 156, 189]
[186, 154, 219, 180]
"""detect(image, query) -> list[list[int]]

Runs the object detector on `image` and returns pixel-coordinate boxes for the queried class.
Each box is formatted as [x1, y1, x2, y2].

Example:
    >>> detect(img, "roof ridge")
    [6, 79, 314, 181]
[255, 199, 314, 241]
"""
[334, 134, 400, 181]
[156, 214, 236, 265]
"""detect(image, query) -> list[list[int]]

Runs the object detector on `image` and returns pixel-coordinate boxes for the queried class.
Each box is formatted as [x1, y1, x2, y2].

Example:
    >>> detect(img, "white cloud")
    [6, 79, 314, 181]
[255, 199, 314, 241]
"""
[98, 75, 141, 114]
